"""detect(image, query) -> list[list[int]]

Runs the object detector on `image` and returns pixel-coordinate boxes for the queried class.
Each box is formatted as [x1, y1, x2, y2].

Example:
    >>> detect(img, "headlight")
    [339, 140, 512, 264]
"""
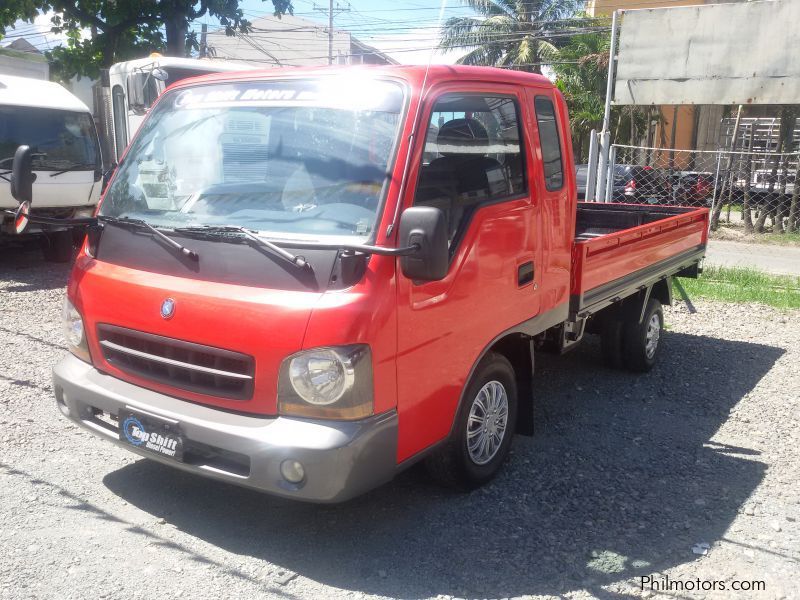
[289, 349, 354, 405]
[278, 345, 372, 420]
[62, 297, 91, 362]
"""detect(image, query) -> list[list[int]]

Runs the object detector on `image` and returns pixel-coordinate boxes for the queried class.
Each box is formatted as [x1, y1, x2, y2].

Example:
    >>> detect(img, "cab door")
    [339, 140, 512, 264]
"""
[523, 88, 574, 316]
[395, 84, 540, 462]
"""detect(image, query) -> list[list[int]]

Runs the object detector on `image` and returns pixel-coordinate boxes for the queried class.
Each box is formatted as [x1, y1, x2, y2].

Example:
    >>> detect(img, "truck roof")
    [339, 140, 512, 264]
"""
[109, 55, 255, 77]
[0, 74, 91, 113]
[162, 64, 553, 93]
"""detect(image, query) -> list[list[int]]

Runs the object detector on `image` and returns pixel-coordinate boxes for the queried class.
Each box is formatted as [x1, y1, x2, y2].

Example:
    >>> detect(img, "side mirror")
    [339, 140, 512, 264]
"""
[127, 72, 148, 114]
[398, 206, 449, 282]
[151, 67, 168, 82]
[10, 145, 34, 204]
[10, 201, 31, 235]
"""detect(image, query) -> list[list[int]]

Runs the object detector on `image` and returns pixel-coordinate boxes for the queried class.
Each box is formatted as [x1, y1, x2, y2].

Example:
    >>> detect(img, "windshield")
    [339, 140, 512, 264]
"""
[100, 78, 405, 242]
[0, 106, 100, 171]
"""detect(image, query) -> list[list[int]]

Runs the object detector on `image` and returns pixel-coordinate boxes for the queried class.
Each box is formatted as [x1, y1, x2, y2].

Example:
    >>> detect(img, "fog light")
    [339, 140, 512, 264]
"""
[280, 459, 305, 484]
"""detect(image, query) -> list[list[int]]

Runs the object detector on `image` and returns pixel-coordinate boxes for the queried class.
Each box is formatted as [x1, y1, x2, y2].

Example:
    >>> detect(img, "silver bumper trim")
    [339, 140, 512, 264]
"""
[52, 354, 398, 503]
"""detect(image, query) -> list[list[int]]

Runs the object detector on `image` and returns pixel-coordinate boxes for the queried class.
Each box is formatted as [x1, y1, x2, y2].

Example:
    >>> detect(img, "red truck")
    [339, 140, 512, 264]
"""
[6, 65, 708, 502]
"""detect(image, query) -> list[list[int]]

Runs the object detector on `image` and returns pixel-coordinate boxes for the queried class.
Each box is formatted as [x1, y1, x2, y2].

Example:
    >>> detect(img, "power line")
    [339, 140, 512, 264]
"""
[312, 1, 350, 65]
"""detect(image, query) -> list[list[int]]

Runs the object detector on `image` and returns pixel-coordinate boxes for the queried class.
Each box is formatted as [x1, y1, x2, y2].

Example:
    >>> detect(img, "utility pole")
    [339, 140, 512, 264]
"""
[328, 0, 333, 65]
[595, 9, 621, 202]
[314, 1, 350, 65]
[199, 24, 208, 58]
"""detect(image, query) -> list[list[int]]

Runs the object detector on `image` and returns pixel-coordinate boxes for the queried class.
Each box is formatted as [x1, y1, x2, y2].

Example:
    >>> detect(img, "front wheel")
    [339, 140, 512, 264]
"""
[425, 352, 518, 490]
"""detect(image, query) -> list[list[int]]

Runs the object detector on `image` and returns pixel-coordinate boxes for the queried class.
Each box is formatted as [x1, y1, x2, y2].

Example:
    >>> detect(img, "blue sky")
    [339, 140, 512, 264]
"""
[2, 1, 478, 64]
[2, 1, 477, 65]
[235, 0, 475, 64]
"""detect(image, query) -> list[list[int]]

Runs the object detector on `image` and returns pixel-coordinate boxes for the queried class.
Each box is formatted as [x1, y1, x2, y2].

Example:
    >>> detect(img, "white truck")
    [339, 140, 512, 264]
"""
[1, 74, 102, 261]
[105, 55, 253, 163]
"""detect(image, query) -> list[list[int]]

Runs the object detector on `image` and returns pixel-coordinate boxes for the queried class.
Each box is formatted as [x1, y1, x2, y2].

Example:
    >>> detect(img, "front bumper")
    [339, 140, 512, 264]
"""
[53, 354, 398, 503]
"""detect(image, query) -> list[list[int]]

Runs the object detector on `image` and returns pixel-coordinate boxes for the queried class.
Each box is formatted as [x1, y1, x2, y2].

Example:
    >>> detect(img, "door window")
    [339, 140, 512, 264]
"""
[112, 85, 128, 160]
[413, 93, 526, 247]
[533, 96, 563, 191]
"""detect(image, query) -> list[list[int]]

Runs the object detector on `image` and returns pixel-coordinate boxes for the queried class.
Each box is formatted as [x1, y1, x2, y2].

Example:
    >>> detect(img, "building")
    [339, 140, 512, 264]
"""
[0, 38, 49, 79]
[205, 14, 397, 67]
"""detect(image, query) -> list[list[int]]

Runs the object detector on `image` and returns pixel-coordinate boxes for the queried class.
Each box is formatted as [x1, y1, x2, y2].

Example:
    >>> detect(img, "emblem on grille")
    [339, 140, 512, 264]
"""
[160, 298, 175, 319]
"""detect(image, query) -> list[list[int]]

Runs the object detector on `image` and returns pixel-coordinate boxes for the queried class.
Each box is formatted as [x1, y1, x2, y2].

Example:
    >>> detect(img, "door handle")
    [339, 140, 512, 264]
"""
[518, 261, 534, 286]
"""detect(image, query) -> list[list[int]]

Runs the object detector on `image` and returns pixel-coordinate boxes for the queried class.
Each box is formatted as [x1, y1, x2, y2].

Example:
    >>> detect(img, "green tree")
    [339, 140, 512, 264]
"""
[0, 1, 292, 80]
[439, 0, 582, 74]
[549, 29, 607, 160]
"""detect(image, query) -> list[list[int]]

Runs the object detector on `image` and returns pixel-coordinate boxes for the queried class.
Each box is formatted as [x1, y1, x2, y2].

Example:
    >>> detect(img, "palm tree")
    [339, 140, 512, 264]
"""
[549, 27, 650, 161]
[549, 30, 608, 159]
[439, 0, 582, 74]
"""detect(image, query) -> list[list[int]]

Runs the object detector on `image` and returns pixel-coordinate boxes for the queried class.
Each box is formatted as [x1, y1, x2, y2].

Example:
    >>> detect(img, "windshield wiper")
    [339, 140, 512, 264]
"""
[173, 225, 309, 270]
[268, 239, 420, 257]
[100, 216, 199, 261]
[49, 163, 96, 177]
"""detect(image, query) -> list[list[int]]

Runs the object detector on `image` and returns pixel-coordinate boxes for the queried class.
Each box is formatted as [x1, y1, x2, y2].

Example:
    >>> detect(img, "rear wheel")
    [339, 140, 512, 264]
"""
[425, 352, 518, 490]
[40, 230, 74, 263]
[622, 298, 663, 372]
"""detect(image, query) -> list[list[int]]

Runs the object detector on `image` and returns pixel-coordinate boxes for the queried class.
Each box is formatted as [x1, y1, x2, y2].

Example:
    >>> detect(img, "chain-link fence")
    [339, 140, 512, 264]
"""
[583, 144, 800, 233]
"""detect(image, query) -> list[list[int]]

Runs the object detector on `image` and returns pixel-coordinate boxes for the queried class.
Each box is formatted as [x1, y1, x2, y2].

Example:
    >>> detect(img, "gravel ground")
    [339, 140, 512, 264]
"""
[1, 241, 798, 600]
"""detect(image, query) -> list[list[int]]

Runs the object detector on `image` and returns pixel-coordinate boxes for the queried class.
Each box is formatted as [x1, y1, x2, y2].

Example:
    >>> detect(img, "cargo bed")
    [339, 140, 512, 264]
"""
[570, 202, 708, 317]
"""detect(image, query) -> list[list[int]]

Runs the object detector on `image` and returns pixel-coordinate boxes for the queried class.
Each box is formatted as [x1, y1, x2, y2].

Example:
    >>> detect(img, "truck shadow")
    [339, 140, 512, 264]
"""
[0, 239, 73, 291]
[103, 331, 781, 598]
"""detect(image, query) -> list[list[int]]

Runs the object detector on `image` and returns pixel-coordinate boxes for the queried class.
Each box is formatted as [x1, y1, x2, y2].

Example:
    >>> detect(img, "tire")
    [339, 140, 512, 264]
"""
[600, 315, 624, 369]
[621, 298, 663, 372]
[72, 226, 88, 248]
[41, 230, 74, 263]
[425, 352, 518, 490]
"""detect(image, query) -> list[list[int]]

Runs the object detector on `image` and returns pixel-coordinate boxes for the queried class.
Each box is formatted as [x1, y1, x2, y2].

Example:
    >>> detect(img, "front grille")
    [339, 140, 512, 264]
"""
[31, 207, 76, 219]
[97, 324, 254, 400]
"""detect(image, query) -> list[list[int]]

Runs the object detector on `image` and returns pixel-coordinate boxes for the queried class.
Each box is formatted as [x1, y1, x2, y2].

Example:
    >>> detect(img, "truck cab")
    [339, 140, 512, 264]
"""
[45, 66, 707, 502]
[107, 56, 253, 163]
[1, 74, 102, 261]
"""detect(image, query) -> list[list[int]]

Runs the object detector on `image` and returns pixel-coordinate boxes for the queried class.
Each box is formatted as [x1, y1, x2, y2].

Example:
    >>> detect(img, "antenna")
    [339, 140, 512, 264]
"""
[387, 0, 448, 238]
[420, 0, 448, 104]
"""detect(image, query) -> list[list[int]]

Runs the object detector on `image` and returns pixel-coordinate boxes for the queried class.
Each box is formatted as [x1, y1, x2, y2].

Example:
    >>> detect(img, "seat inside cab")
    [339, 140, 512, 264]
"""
[413, 94, 525, 246]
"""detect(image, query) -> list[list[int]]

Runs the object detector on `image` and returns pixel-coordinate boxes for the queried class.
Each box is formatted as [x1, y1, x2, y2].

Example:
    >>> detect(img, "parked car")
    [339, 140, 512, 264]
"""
[613, 165, 672, 204]
[575, 163, 628, 201]
[7, 65, 709, 502]
[750, 169, 795, 194]
[576, 164, 588, 200]
[675, 172, 714, 206]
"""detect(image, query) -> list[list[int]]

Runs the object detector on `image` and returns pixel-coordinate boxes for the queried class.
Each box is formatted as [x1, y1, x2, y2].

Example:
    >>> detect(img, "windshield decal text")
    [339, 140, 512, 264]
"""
[174, 87, 320, 109]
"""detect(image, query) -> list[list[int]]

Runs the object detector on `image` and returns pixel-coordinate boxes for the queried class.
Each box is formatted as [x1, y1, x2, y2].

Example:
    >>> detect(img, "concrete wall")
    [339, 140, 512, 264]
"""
[615, 1, 799, 106]
[62, 76, 95, 109]
[587, 0, 738, 16]
[0, 48, 49, 79]
[589, 0, 748, 154]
